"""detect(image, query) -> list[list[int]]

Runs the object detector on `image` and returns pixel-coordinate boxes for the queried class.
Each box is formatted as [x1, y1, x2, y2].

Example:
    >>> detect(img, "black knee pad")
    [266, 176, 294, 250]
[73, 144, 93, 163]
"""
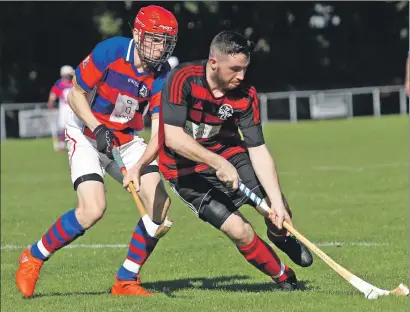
[141, 165, 159, 176]
[73, 173, 104, 191]
[200, 196, 237, 230]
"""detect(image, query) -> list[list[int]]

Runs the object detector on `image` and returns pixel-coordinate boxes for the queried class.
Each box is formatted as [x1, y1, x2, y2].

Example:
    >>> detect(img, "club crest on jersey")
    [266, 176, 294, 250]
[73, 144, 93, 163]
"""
[139, 84, 149, 98]
[217, 104, 233, 120]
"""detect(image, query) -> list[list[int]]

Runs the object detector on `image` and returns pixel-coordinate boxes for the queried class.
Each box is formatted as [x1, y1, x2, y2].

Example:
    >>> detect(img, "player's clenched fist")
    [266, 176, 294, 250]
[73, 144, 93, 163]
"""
[216, 159, 240, 190]
[123, 163, 142, 192]
[268, 202, 293, 232]
[93, 124, 120, 160]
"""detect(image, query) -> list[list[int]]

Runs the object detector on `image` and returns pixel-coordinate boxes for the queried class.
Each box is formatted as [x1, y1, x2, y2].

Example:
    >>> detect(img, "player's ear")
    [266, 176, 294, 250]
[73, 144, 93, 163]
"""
[209, 56, 217, 71]
[132, 28, 140, 42]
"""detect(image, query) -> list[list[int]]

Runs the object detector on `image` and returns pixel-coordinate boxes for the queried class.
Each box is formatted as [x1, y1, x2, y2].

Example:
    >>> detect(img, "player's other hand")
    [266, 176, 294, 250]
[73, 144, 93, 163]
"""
[123, 163, 142, 192]
[216, 159, 240, 190]
[405, 83, 410, 97]
[269, 202, 293, 232]
[93, 124, 120, 160]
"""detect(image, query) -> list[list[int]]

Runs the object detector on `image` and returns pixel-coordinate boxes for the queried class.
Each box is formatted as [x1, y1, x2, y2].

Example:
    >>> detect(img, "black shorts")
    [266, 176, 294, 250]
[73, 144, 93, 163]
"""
[168, 152, 267, 229]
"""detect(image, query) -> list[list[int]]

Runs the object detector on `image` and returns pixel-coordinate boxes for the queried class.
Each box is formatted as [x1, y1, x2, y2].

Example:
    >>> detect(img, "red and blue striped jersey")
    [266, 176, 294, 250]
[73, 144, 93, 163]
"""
[51, 79, 73, 106]
[73, 36, 170, 144]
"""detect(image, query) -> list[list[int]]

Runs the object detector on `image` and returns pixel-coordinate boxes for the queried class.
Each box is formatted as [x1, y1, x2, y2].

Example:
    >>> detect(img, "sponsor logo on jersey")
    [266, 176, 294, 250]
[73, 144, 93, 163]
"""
[82, 56, 90, 69]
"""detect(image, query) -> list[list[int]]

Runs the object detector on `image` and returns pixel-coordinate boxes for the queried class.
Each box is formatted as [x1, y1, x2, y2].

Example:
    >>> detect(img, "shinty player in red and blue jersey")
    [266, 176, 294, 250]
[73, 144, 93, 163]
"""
[16, 5, 178, 297]
[73, 35, 165, 145]
[47, 65, 74, 152]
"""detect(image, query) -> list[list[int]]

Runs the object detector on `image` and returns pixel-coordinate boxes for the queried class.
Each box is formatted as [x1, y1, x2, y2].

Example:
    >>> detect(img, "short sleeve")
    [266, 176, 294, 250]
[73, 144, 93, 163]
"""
[73, 37, 126, 93]
[148, 71, 169, 119]
[160, 67, 191, 127]
[238, 86, 265, 147]
[50, 80, 62, 97]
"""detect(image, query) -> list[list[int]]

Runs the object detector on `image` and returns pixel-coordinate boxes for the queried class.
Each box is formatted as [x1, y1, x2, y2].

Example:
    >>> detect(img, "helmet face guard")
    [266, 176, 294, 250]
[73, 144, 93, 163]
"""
[137, 31, 177, 68]
[134, 5, 178, 69]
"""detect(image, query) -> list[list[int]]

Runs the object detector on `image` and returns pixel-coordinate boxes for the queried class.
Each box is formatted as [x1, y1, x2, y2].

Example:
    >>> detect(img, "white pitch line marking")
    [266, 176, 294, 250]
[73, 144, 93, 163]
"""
[312, 162, 408, 172]
[0, 242, 389, 251]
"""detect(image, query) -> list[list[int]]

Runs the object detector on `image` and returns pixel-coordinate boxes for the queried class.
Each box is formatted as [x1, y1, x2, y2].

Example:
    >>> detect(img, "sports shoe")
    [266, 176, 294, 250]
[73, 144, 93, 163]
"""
[265, 218, 313, 267]
[270, 233, 313, 268]
[15, 248, 44, 297]
[111, 276, 154, 296]
[273, 266, 298, 291]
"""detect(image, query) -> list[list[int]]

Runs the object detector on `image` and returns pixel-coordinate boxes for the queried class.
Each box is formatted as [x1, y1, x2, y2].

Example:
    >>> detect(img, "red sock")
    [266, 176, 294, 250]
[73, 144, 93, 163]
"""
[238, 234, 287, 279]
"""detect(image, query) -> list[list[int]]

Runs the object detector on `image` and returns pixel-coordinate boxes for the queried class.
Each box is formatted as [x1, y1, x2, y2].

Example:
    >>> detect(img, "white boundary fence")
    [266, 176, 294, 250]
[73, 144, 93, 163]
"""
[1, 102, 48, 140]
[259, 85, 408, 123]
[1, 85, 408, 140]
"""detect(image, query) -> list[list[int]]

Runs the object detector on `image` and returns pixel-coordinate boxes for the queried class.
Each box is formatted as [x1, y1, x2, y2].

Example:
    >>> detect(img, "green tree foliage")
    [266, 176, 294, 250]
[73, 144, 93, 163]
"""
[0, 1, 408, 102]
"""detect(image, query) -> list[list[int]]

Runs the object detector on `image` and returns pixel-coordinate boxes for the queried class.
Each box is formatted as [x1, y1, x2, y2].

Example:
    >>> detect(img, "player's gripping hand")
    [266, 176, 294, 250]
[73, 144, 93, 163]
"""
[93, 124, 120, 160]
[123, 162, 142, 192]
[268, 201, 293, 232]
[216, 159, 240, 190]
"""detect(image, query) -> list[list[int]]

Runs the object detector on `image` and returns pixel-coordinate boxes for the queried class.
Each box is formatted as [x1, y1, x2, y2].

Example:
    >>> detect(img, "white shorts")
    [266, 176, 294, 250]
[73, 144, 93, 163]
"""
[58, 104, 72, 130]
[65, 111, 158, 190]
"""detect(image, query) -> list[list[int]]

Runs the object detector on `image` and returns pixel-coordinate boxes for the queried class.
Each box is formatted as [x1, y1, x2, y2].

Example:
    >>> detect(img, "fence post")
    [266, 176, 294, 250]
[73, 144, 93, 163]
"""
[372, 88, 381, 117]
[347, 91, 353, 118]
[0, 106, 6, 140]
[289, 93, 297, 122]
[259, 93, 268, 124]
[399, 89, 408, 115]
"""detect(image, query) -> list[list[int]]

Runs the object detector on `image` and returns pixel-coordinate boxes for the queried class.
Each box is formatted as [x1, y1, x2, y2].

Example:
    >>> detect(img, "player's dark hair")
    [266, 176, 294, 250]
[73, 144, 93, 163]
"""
[210, 31, 254, 57]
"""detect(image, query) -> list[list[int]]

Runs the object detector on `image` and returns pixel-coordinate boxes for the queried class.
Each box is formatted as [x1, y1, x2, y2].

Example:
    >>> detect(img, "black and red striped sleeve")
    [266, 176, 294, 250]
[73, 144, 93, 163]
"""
[160, 66, 192, 127]
[238, 86, 265, 147]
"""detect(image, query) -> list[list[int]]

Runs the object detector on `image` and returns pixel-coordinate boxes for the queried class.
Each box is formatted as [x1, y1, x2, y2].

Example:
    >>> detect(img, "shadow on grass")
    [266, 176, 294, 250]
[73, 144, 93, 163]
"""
[144, 275, 313, 297]
[28, 275, 357, 299]
[29, 290, 110, 299]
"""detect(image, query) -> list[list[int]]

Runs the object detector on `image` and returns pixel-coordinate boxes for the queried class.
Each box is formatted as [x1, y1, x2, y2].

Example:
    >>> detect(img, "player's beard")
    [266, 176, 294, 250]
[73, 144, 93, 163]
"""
[214, 69, 233, 91]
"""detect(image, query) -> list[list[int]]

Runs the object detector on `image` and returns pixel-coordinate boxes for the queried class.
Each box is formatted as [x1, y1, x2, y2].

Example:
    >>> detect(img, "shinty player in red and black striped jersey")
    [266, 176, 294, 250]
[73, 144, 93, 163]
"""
[156, 31, 313, 291]
[159, 59, 262, 179]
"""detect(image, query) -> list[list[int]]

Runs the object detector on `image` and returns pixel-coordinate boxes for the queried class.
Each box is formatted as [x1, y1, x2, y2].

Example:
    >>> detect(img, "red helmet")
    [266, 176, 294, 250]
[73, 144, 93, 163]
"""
[133, 5, 178, 68]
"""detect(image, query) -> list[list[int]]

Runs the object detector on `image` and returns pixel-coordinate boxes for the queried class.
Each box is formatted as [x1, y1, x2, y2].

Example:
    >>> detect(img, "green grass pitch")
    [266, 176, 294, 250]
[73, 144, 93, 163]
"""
[1, 116, 408, 311]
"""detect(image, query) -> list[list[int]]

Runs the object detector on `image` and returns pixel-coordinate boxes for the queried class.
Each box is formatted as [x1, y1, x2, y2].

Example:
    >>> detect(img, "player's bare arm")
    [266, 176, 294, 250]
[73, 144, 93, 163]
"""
[139, 117, 160, 164]
[68, 80, 119, 160]
[164, 124, 240, 189]
[123, 118, 160, 191]
[123, 60, 174, 191]
[47, 92, 57, 109]
[238, 86, 292, 230]
[67, 82, 101, 131]
[248, 144, 293, 230]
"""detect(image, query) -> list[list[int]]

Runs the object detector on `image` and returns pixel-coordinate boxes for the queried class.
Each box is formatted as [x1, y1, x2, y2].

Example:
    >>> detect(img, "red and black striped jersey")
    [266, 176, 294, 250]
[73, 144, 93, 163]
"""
[158, 59, 264, 180]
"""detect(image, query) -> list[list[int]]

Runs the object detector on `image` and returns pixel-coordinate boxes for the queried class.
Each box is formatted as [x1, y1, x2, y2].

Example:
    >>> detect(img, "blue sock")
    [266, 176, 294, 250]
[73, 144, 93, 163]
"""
[31, 209, 85, 261]
[117, 218, 158, 281]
